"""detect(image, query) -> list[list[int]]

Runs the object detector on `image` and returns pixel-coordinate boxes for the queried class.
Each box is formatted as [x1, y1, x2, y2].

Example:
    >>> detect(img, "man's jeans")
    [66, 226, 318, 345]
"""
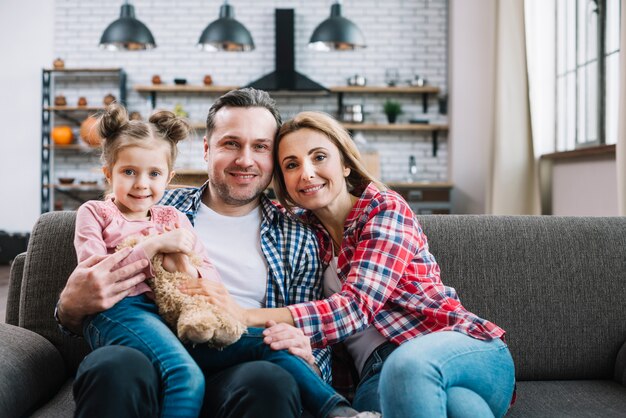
[188, 327, 347, 418]
[84, 295, 204, 418]
[379, 331, 515, 418]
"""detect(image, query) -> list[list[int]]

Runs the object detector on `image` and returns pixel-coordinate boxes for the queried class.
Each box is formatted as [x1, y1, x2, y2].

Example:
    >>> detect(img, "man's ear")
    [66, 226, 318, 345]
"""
[102, 166, 111, 183]
[203, 136, 210, 162]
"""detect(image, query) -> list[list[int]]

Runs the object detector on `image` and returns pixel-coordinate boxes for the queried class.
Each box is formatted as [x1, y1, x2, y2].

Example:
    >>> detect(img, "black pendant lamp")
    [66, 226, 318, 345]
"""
[309, 0, 366, 51]
[99, 1, 156, 51]
[197, 0, 254, 52]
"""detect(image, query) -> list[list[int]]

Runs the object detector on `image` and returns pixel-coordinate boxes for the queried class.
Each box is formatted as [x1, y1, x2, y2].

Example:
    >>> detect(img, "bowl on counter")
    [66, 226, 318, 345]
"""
[174, 78, 187, 85]
[58, 177, 75, 185]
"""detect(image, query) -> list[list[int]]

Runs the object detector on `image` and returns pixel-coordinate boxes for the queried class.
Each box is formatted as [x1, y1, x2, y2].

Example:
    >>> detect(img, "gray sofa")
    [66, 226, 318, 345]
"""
[2, 211, 626, 417]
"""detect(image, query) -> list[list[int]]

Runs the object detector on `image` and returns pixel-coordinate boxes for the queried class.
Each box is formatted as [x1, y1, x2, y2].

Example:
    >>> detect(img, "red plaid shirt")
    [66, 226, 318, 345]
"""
[287, 182, 506, 349]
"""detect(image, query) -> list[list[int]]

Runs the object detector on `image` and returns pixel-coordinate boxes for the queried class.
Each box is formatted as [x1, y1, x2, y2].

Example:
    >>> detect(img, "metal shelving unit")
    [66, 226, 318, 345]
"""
[41, 68, 126, 213]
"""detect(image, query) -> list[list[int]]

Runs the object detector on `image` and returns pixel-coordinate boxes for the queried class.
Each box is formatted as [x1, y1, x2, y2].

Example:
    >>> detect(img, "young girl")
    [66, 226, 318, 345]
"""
[75, 103, 214, 418]
[76, 104, 369, 418]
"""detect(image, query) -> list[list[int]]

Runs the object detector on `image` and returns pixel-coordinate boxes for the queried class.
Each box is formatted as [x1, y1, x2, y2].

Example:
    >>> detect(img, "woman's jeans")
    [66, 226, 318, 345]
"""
[83, 295, 204, 418]
[378, 331, 515, 418]
[188, 327, 347, 418]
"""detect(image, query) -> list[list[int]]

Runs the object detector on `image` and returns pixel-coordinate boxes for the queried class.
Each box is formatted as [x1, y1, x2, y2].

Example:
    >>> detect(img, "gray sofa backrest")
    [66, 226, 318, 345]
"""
[8, 212, 626, 381]
[14, 211, 90, 374]
[417, 215, 626, 381]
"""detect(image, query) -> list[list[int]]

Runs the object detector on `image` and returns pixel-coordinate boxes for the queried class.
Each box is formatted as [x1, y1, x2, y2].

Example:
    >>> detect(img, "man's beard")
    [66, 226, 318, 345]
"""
[208, 176, 267, 207]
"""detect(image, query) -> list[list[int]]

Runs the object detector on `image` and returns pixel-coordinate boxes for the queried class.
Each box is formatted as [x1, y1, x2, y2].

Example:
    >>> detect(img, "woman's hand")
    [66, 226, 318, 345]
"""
[262, 321, 318, 372]
[178, 278, 247, 324]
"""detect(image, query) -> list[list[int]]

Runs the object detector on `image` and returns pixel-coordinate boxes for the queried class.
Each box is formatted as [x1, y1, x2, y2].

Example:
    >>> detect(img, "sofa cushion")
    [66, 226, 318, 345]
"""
[508, 380, 626, 417]
[0, 323, 66, 417]
[417, 215, 626, 381]
[30, 380, 75, 418]
[19, 211, 90, 374]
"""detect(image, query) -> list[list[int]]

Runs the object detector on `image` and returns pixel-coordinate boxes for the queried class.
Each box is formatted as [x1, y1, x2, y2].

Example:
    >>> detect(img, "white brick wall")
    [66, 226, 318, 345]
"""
[50, 0, 448, 208]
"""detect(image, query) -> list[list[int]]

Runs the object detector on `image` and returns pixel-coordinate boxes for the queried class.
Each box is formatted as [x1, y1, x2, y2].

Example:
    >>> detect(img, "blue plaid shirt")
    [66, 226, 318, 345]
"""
[160, 182, 331, 382]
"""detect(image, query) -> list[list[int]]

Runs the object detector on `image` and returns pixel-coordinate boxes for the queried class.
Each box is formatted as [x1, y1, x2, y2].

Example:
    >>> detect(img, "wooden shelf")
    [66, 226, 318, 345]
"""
[45, 183, 104, 191]
[387, 181, 453, 189]
[134, 85, 240, 93]
[342, 123, 448, 132]
[330, 86, 440, 94]
[45, 106, 103, 111]
[44, 144, 100, 151]
[44, 68, 123, 73]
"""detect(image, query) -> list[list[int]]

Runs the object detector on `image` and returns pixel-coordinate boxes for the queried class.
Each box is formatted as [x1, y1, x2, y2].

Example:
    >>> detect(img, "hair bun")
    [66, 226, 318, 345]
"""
[98, 103, 129, 140]
[149, 110, 191, 144]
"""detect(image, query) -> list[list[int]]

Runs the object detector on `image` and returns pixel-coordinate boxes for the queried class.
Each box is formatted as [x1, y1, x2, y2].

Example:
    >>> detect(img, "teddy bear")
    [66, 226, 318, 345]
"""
[117, 237, 246, 348]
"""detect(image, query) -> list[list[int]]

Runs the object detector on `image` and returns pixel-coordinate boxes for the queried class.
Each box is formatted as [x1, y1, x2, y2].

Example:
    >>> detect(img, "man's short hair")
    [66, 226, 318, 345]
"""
[205, 88, 282, 139]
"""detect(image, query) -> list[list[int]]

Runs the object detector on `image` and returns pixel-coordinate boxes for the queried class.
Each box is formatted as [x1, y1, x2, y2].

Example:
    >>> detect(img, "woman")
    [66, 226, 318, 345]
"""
[186, 111, 515, 417]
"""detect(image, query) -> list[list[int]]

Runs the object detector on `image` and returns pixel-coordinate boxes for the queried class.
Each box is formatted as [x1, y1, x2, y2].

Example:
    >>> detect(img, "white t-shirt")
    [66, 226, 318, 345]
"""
[324, 256, 387, 376]
[194, 202, 268, 309]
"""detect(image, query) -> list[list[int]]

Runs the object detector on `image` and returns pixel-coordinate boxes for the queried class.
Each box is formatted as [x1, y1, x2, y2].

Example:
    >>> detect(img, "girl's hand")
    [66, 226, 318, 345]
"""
[178, 278, 247, 324]
[141, 224, 195, 257]
[157, 226, 195, 254]
[262, 321, 317, 371]
[161, 253, 199, 278]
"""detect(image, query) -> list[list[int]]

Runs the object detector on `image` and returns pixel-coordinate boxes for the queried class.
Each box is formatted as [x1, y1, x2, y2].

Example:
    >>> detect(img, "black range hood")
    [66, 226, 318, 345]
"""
[247, 9, 327, 92]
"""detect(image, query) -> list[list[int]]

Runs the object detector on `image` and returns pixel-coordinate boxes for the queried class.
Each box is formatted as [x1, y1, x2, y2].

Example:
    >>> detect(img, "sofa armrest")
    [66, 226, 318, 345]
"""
[615, 340, 626, 385]
[6, 252, 25, 326]
[0, 323, 67, 417]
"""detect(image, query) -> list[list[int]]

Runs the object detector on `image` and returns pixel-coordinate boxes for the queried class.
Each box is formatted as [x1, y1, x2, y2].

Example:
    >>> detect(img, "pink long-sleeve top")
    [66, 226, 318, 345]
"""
[74, 199, 220, 297]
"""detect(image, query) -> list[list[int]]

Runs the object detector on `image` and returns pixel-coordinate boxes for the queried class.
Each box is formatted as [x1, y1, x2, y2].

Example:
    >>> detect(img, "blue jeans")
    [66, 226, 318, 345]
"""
[351, 342, 396, 412]
[379, 331, 515, 418]
[188, 327, 347, 418]
[83, 295, 204, 418]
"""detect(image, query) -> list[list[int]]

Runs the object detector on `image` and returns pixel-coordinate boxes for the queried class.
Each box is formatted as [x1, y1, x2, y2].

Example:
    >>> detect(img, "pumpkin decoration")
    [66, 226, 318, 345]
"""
[53, 58, 65, 69]
[203, 75, 213, 86]
[77, 97, 88, 106]
[51, 126, 74, 145]
[152, 75, 162, 85]
[80, 116, 102, 147]
[103, 93, 116, 106]
[54, 95, 67, 106]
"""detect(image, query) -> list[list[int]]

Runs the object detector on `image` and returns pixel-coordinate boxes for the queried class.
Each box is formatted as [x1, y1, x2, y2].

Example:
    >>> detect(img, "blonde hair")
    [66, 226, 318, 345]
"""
[273, 111, 386, 212]
[98, 103, 191, 172]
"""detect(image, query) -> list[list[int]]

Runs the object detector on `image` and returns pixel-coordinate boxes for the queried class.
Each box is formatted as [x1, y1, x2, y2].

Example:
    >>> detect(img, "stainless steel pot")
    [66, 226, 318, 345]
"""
[341, 104, 365, 123]
[347, 75, 366, 86]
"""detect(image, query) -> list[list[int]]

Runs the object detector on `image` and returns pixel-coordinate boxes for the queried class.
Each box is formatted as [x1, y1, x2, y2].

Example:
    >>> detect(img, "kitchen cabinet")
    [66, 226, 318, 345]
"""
[41, 68, 126, 212]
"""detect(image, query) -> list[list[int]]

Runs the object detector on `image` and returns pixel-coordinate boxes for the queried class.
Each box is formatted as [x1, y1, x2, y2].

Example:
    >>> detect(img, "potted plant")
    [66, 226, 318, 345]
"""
[383, 99, 402, 124]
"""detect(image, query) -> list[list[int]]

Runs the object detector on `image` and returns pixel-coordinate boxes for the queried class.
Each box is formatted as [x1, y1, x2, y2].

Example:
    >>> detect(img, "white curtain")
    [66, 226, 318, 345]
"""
[487, 0, 540, 215]
[618, 1, 626, 216]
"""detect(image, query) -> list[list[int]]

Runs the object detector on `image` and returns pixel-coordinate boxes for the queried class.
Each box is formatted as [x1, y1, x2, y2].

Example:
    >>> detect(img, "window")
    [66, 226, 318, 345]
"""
[555, 0, 620, 151]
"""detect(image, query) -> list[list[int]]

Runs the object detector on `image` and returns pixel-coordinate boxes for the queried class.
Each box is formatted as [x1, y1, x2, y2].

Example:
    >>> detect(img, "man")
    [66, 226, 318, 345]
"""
[56, 88, 327, 417]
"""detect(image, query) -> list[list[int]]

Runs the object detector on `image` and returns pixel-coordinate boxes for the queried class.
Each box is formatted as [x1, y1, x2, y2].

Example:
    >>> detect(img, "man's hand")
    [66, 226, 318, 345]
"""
[57, 248, 149, 334]
[262, 321, 319, 374]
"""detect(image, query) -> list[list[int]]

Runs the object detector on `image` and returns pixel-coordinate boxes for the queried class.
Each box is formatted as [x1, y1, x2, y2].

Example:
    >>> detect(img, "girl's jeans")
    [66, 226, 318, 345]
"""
[353, 331, 515, 418]
[83, 295, 204, 418]
[188, 327, 347, 418]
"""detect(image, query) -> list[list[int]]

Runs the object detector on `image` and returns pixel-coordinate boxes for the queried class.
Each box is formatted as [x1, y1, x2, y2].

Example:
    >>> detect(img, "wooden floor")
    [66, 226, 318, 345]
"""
[0, 264, 11, 323]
